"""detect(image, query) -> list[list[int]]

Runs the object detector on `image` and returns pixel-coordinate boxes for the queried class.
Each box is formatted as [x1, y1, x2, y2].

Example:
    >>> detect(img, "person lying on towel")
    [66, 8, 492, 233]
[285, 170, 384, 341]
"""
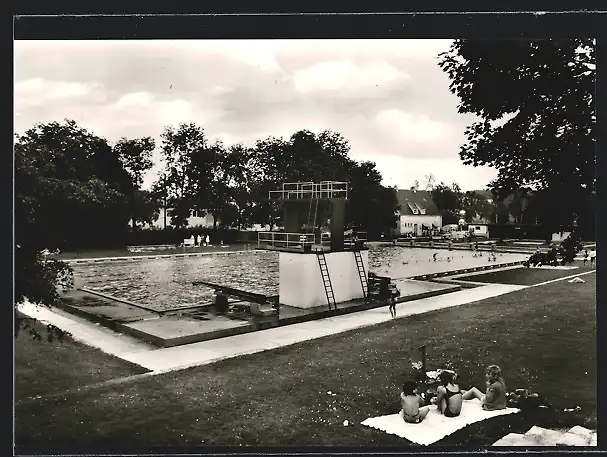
[400, 380, 430, 424]
[431, 370, 462, 417]
[461, 364, 507, 411]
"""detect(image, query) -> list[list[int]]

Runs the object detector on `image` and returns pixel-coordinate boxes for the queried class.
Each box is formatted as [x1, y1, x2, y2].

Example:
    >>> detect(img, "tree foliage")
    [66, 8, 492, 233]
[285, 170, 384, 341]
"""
[153, 126, 397, 234]
[14, 120, 143, 323]
[431, 182, 462, 225]
[113, 136, 156, 229]
[439, 39, 595, 235]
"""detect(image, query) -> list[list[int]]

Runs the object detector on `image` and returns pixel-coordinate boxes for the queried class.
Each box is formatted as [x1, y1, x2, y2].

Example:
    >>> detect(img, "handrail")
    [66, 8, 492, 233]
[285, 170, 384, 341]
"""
[258, 231, 317, 250]
[258, 228, 367, 250]
[268, 181, 349, 200]
[321, 230, 368, 248]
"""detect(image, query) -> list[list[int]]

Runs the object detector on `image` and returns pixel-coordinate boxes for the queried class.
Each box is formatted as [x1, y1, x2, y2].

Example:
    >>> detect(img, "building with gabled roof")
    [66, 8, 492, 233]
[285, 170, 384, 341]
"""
[395, 188, 442, 236]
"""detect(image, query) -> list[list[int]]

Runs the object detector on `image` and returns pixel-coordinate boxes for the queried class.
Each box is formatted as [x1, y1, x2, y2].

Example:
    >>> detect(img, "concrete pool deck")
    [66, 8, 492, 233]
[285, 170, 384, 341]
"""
[53, 278, 462, 348]
[17, 281, 525, 373]
[20, 266, 596, 375]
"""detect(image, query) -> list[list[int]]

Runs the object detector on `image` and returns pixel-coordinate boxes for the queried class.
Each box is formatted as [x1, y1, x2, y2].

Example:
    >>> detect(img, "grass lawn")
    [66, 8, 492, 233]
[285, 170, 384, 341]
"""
[456, 264, 595, 285]
[15, 273, 596, 451]
[14, 314, 150, 401]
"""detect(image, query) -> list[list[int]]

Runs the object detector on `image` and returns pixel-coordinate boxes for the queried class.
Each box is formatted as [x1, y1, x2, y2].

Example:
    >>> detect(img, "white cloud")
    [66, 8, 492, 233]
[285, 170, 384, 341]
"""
[211, 85, 234, 95]
[375, 109, 451, 143]
[293, 60, 408, 93]
[15, 78, 102, 107]
[156, 100, 195, 125]
[115, 92, 153, 108]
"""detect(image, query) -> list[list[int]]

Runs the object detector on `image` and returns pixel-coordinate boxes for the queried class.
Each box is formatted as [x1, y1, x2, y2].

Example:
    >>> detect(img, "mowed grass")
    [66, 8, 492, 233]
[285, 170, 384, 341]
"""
[14, 314, 150, 401]
[456, 264, 595, 285]
[15, 273, 596, 451]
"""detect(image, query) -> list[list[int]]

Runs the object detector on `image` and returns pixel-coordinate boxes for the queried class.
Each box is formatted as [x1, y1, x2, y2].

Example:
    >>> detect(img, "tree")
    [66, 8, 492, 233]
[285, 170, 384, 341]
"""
[114, 136, 155, 230]
[132, 189, 161, 227]
[346, 161, 398, 237]
[14, 120, 135, 338]
[431, 182, 462, 225]
[505, 191, 530, 224]
[14, 120, 131, 251]
[439, 39, 595, 237]
[248, 130, 354, 231]
[216, 144, 256, 230]
[249, 136, 289, 230]
[460, 190, 494, 222]
[424, 173, 436, 191]
[202, 140, 230, 230]
[156, 123, 207, 228]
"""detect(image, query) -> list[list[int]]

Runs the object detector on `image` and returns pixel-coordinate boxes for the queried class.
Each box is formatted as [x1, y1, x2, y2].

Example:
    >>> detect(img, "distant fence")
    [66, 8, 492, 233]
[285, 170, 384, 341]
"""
[126, 228, 269, 247]
[487, 224, 553, 241]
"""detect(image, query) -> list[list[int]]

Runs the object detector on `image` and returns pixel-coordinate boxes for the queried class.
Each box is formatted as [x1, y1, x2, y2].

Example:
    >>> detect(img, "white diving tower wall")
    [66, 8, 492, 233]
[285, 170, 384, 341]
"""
[279, 250, 369, 309]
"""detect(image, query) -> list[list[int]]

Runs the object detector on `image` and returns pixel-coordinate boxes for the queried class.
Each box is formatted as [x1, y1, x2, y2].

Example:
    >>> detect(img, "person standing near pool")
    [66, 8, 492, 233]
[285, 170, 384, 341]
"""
[386, 282, 400, 319]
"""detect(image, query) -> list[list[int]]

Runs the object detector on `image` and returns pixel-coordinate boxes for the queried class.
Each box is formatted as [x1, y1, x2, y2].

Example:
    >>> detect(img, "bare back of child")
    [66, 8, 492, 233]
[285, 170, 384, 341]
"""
[434, 371, 462, 417]
[400, 380, 430, 424]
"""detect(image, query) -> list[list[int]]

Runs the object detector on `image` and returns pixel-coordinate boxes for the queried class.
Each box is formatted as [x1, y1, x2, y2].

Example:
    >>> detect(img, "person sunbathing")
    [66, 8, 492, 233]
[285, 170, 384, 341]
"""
[461, 364, 507, 411]
[400, 380, 430, 424]
[432, 370, 462, 417]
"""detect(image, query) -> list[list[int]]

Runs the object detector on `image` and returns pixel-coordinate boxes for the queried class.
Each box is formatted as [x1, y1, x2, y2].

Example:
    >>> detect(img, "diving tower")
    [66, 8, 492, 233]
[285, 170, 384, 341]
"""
[257, 181, 369, 310]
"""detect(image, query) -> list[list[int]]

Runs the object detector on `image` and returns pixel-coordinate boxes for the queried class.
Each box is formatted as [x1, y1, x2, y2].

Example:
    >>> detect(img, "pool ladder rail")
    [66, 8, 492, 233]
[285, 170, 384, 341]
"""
[353, 248, 369, 301]
[314, 248, 336, 311]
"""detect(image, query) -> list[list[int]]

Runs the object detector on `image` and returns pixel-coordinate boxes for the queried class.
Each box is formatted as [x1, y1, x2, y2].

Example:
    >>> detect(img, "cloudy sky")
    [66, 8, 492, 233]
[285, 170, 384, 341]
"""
[14, 39, 497, 191]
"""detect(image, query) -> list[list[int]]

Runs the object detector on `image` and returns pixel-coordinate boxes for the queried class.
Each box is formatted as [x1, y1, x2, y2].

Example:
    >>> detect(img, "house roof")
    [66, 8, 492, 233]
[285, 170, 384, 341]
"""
[396, 189, 441, 216]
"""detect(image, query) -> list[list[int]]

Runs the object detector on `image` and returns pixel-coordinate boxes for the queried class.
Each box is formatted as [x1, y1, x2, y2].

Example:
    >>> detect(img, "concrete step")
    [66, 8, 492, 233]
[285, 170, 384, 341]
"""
[492, 433, 539, 446]
[493, 425, 597, 447]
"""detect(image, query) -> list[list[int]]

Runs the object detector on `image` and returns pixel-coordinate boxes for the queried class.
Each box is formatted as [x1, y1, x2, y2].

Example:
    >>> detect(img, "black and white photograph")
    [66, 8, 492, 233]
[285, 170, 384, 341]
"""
[14, 11, 598, 452]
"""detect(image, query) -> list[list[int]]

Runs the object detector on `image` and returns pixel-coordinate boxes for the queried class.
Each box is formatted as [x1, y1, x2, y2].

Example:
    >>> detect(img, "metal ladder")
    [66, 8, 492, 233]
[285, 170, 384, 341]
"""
[353, 248, 368, 301]
[315, 248, 336, 310]
[306, 196, 320, 234]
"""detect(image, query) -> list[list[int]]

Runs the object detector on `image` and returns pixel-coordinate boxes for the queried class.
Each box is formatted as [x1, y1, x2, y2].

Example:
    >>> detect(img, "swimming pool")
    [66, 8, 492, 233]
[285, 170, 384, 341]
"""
[71, 245, 528, 311]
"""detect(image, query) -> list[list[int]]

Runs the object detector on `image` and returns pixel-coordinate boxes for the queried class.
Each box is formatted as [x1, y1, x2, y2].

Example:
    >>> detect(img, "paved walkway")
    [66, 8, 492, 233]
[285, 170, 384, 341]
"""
[17, 269, 596, 375]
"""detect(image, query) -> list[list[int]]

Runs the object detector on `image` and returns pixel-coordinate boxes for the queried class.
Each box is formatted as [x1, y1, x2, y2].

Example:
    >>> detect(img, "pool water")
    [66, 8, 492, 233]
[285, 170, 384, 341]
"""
[72, 245, 528, 311]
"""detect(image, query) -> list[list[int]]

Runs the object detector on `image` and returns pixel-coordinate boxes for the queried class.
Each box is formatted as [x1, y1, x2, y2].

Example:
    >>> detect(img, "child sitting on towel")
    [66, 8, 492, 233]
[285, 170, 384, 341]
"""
[431, 370, 462, 417]
[400, 380, 430, 424]
[461, 364, 507, 411]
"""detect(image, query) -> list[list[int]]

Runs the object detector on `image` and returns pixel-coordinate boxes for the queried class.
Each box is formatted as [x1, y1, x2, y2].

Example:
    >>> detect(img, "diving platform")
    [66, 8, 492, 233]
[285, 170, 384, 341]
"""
[258, 180, 370, 310]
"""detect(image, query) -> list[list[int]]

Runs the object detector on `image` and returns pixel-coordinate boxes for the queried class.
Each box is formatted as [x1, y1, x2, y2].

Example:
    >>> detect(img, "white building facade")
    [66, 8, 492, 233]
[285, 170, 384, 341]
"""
[395, 189, 443, 236]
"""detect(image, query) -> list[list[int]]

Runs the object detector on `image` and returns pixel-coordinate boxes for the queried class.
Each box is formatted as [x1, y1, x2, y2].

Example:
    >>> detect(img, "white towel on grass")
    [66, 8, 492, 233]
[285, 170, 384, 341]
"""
[361, 398, 520, 446]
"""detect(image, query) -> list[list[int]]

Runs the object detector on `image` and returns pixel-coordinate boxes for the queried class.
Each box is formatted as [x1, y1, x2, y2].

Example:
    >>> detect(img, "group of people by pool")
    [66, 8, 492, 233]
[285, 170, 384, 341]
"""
[400, 364, 507, 424]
